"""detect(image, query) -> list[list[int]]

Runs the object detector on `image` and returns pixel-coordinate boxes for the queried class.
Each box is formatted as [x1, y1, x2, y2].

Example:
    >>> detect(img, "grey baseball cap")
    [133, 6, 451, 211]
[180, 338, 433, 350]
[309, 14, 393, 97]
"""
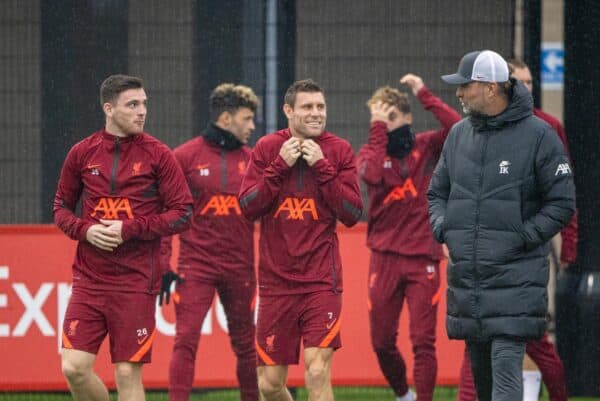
[442, 50, 509, 84]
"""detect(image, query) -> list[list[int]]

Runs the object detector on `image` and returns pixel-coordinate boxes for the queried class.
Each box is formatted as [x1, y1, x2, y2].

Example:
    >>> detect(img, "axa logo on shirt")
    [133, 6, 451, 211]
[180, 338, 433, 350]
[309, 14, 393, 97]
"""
[383, 178, 417, 204]
[274, 197, 319, 220]
[199, 195, 241, 216]
[555, 163, 571, 176]
[90, 197, 134, 219]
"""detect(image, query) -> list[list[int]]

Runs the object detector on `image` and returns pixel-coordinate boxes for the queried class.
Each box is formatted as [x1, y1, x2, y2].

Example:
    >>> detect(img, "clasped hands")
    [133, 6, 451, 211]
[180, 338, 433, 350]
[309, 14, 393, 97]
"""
[85, 219, 124, 252]
[279, 137, 324, 167]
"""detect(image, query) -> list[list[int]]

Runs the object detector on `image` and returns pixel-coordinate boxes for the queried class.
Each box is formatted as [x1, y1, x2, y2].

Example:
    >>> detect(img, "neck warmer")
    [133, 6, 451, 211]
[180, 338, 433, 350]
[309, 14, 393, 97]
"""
[387, 124, 415, 159]
[203, 123, 243, 150]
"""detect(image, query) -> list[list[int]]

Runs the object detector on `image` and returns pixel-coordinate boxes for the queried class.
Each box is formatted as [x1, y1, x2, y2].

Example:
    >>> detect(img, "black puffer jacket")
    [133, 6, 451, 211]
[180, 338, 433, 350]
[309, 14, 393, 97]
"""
[427, 80, 575, 341]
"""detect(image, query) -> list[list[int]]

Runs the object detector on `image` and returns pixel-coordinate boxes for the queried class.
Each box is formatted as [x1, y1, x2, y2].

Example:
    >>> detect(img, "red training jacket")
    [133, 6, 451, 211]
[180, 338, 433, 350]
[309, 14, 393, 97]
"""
[161, 135, 254, 278]
[533, 108, 578, 264]
[54, 129, 193, 294]
[357, 86, 461, 259]
[239, 129, 363, 296]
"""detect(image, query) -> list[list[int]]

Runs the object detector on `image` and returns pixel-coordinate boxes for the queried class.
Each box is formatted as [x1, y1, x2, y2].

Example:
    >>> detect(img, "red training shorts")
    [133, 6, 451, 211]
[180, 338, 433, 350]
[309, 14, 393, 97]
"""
[62, 287, 156, 363]
[255, 290, 342, 366]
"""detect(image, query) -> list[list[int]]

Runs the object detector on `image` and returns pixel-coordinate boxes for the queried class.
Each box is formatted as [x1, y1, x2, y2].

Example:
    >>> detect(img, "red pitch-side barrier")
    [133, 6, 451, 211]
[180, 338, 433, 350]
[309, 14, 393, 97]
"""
[0, 224, 463, 391]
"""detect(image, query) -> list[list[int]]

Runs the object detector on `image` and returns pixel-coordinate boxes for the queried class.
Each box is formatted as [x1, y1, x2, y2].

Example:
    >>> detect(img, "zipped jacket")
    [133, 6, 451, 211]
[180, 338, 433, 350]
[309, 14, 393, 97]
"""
[161, 128, 254, 278]
[54, 129, 193, 294]
[239, 129, 363, 296]
[427, 81, 575, 340]
[533, 108, 578, 264]
[357, 86, 461, 258]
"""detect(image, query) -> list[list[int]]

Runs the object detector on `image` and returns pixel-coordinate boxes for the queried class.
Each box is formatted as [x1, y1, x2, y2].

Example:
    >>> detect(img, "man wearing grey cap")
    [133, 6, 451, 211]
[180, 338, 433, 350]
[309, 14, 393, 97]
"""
[427, 50, 575, 401]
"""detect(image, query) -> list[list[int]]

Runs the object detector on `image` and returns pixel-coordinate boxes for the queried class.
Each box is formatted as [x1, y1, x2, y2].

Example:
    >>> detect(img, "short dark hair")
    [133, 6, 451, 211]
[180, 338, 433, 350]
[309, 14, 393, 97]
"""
[100, 74, 144, 106]
[507, 58, 529, 74]
[209, 83, 259, 122]
[284, 79, 324, 107]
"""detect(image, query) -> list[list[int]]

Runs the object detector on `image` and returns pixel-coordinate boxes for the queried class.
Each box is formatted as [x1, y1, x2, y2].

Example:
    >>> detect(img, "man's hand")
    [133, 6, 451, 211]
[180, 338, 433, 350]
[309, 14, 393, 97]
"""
[85, 224, 122, 251]
[279, 137, 303, 167]
[400, 73, 425, 96]
[301, 139, 324, 166]
[369, 101, 394, 125]
[159, 271, 184, 306]
[99, 219, 124, 244]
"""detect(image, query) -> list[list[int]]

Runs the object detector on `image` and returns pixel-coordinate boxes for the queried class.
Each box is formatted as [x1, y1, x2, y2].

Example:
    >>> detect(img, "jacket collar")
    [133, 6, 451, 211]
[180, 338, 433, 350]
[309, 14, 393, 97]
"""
[203, 123, 243, 150]
[469, 79, 533, 131]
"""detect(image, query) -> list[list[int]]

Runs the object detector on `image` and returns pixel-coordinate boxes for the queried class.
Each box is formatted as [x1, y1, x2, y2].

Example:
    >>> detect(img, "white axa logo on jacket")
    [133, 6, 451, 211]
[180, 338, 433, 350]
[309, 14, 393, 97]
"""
[499, 160, 511, 175]
[555, 163, 571, 176]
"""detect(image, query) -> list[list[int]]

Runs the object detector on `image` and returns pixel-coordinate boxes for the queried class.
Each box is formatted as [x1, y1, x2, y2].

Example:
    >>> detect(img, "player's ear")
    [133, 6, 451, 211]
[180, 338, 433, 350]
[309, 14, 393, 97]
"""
[215, 111, 232, 128]
[283, 103, 293, 119]
[103, 102, 113, 117]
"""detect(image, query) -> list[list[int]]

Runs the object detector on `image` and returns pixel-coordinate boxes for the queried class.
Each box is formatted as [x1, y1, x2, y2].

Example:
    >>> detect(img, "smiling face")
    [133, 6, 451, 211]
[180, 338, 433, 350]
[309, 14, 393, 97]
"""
[103, 88, 148, 137]
[283, 91, 327, 139]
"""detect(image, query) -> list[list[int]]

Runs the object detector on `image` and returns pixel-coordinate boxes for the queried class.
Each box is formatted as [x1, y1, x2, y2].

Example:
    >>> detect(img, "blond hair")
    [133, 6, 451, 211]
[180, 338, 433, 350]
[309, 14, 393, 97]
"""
[367, 86, 411, 114]
[209, 83, 259, 121]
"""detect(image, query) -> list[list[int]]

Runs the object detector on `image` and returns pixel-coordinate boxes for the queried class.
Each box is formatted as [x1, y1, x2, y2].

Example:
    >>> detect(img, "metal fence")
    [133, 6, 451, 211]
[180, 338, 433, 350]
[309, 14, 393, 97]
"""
[0, 0, 514, 223]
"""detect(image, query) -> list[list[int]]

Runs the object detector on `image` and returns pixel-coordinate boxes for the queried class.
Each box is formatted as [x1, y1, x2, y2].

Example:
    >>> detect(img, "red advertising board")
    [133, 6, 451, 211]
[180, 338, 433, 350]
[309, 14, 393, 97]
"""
[0, 224, 463, 391]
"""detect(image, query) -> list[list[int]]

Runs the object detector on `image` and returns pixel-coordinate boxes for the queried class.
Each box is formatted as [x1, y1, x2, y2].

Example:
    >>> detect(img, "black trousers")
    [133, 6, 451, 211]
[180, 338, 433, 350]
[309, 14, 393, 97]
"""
[466, 337, 526, 401]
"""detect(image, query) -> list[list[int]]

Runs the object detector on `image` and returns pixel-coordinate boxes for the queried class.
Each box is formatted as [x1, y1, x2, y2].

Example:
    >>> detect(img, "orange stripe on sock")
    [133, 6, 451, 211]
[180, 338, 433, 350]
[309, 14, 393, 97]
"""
[129, 329, 156, 362]
[255, 339, 276, 365]
[319, 318, 342, 347]
[172, 291, 181, 304]
[62, 331, 73, 349]
[431, 285, 443, 306]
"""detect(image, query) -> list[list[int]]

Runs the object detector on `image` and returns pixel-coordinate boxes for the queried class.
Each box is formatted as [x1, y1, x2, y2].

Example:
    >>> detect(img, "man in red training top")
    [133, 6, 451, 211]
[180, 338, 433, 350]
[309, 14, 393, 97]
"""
[239, 79, 363, 401]
[54, 74, 193, 401]
[357, 74, 461, 401]
[160, 83, 259, 401]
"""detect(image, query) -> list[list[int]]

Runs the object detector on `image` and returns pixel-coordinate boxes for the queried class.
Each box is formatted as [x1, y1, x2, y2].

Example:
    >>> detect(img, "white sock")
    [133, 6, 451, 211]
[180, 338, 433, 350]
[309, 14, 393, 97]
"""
[396, 388, 415, 401]
[522, 370, 542, 401]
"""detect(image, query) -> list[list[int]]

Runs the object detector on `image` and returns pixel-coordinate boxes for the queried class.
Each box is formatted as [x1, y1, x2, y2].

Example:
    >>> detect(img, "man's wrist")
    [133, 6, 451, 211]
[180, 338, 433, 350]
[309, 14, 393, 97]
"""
[121, 219, 137, 241]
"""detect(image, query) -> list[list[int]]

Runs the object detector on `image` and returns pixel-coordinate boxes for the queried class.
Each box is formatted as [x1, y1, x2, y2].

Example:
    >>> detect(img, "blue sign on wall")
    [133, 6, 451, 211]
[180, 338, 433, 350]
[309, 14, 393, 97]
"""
[541, 42, 564, 89]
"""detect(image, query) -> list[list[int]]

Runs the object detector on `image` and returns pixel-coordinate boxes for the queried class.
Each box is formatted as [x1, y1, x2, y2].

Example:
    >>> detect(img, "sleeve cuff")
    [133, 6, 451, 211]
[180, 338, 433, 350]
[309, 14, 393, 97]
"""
[272, 155, 293, 174]
[121, 219, 137, 241]
[416, 85, 430, 99]
[368, 121, 389, 146]
[77, 222, 94, 242]
[311, 158, 335, 183]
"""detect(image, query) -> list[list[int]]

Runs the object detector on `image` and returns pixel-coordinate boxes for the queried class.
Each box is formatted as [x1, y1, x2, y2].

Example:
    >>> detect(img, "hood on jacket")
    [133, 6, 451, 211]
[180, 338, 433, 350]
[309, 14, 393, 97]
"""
[469, 78, 533, 131]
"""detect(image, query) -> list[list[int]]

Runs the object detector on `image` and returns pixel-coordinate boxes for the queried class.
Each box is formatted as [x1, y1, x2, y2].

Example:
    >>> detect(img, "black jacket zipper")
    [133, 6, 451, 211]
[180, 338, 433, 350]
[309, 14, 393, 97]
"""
[110, 138, 120, 194]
